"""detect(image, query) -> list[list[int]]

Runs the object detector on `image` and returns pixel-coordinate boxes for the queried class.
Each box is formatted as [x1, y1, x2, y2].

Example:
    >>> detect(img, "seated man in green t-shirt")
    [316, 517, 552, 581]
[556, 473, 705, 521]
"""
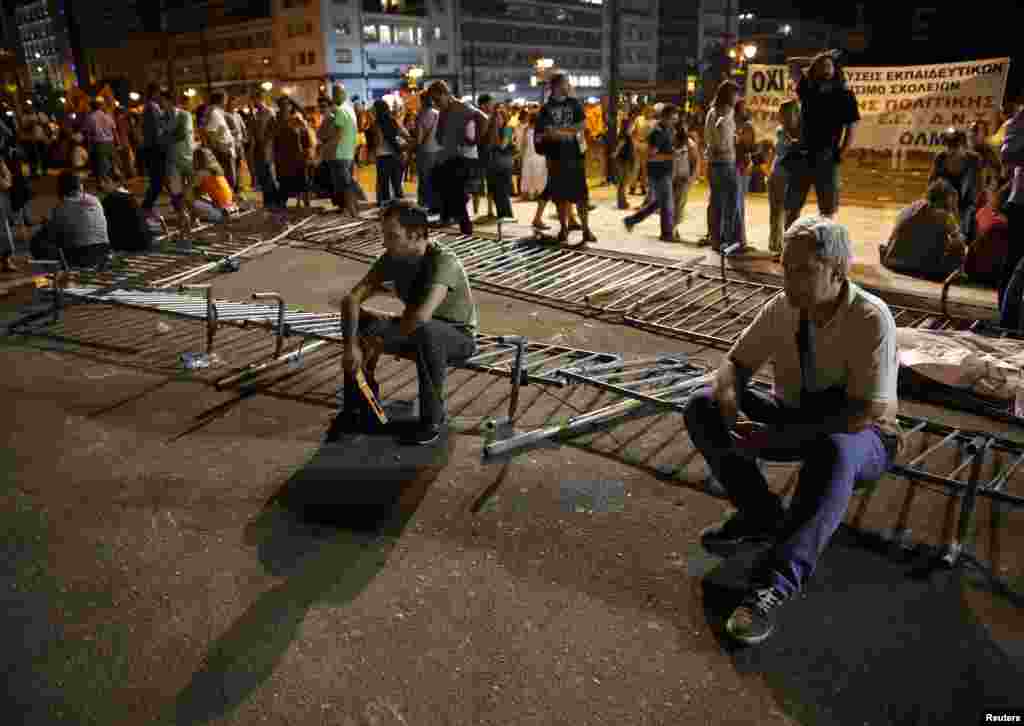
[329, 200, 479, 445]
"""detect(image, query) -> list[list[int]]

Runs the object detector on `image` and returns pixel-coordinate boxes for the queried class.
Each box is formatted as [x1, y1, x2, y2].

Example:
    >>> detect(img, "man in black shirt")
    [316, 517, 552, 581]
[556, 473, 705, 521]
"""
[785, 51, 860, 227]
[623, 104, 680, 241]
[99, 177, 154, 252]
[535, 73, 597, 245]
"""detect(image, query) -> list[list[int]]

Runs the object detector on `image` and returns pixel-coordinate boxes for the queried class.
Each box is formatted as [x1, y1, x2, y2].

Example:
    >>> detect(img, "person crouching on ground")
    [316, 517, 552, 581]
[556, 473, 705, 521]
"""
[879, 178, 965, 281]
[683, 216, 901, 645]
[330, 200, 479, 446]
[192, 147, 237, 224]
[31, 171, 111, 268]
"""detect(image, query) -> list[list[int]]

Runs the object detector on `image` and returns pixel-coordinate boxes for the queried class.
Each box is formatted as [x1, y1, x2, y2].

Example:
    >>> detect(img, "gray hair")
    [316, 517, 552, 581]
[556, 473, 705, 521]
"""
[783, 215, 852, 279]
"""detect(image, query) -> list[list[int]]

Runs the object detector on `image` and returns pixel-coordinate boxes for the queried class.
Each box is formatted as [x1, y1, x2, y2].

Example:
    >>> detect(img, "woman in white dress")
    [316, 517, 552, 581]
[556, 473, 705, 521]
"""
[519, 115, 548, 200]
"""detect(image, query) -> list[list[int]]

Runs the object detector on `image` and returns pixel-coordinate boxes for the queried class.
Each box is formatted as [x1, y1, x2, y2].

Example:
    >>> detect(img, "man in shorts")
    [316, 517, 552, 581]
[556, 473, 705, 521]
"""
[329, 84, 361, 217]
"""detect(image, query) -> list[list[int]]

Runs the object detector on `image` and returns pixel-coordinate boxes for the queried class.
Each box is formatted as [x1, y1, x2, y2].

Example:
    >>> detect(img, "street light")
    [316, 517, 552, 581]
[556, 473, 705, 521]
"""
[743, 44, 758, 60]
[129, 91, 140, 101]
[184, 88, 197, 98]
[260, 81, 273, 92]
[505, 83, 516, 93]
[58, 96, 65, 104]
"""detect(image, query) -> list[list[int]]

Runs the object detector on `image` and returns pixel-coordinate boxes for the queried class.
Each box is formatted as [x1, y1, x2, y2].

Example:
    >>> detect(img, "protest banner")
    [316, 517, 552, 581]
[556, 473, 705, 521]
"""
[744, 58, 1010, 151]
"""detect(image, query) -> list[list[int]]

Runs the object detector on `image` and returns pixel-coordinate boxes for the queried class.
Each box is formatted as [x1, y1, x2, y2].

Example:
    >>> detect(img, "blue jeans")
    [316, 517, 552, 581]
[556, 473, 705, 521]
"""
[417, 150, 439, 210]
[736, 172, 750, 245]
[684, 385, 893, 596]
[376, 154, 403, 206]
[626, 171, 673, 238]
[709, 162, 740, 245]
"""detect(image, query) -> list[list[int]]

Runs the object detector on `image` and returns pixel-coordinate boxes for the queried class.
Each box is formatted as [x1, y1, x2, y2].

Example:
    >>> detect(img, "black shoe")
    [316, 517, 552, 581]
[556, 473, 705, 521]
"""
[557, 229, 569, 243]
[623, 218, 636, 234]
[581, 230, 597, 244]
[567, 222, 583, 232]
[700, 511, 780, 555]
[726, 586, 791, 645]
[397, 423, 444, 446]
[324, 413, 363, 442]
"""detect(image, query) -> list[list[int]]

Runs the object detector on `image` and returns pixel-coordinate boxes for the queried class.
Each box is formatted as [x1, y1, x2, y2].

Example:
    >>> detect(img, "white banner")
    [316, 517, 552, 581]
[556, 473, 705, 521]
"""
[744, 58, 1010, 152]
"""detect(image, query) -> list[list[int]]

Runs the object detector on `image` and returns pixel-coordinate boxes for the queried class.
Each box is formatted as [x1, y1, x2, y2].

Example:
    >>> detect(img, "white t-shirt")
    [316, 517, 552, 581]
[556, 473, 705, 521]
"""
[729, 281, 899, 416]
[205, 106, 235, 151]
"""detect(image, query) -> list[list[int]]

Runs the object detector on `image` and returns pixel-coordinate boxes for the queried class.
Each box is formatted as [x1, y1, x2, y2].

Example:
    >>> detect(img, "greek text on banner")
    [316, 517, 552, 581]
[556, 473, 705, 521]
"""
[743, 58, 1010, 152]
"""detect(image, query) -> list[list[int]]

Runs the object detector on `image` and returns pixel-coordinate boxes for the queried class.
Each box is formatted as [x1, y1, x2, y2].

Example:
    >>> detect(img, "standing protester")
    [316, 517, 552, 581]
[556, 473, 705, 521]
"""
[684, 216, 900, 645]
[270, 98, 315, 210]
[536, 73, 596, 245]
[331, 200, 479, 446]
[475, 94, 498, 219]
[616, 109, 639, 210]
[224, 97, 248, 193]
[20, 103, 51, 179]
[141, 83, 169, 218]
[970, 120, 1002, 206]
[769, 100, 801, 255]
[330, 84, 362, 217]
[416, 93, 442, 212]
[519, 113, 548, 200]
[630, 107, 651, 198]
[624, 104, 680, 242]
[671, 117, 700, 242]
[316, 95, 339, 198]
[250, 90, 278, 203]
[785, 50, 860, 226]
[0, 155, 17, 272]
[205, 92, 237, 192]
[705, 81, 740, 251]
[929, 128, 980, 241]
[160, 91, 196, 234]
[735, 101, 757, 249]
[480, 97, 515, 221]
[372, 99, 409, 206]
[114, 107, 137, 179]
[429, 81, 479, 234]
[82, 98, 119, 188]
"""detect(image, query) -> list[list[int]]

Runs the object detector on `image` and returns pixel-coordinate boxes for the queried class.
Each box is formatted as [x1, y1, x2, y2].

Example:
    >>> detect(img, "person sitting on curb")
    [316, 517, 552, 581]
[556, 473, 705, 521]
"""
[880, 179, 965, 281]
[98, 177, 153, 253]
[31, 171, 111, 268]
[329, 200, 479, 446]
[683, 216, 901, 645]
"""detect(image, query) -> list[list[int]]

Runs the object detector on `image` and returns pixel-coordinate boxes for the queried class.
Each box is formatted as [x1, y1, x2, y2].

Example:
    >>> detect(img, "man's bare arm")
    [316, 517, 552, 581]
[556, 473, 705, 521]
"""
[341, 271, 385, 343]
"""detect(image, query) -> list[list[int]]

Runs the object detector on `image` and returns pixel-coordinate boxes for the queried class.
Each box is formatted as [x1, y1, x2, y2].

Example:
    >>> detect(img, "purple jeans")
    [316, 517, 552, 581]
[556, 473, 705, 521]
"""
[684, 385, 894, 596]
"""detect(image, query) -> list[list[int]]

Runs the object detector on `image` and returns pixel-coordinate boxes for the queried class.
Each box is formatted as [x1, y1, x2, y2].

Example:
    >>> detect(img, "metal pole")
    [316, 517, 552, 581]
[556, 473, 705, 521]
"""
[252, 292, 286, 358]
[606, 0, 620, 185]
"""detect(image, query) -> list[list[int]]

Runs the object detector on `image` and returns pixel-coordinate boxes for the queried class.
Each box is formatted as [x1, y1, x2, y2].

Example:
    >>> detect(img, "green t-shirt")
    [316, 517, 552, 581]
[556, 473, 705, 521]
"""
[369, 243, 478, 335]
[335, 103, 357, 161]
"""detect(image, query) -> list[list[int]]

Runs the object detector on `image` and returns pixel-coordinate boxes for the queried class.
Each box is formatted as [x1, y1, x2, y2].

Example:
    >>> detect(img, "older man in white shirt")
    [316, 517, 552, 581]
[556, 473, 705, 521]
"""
[684, 216, 901, 646]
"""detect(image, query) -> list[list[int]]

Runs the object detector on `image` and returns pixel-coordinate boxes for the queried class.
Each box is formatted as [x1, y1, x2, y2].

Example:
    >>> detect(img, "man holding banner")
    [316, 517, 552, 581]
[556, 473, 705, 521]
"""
[785, 51, 861, 226]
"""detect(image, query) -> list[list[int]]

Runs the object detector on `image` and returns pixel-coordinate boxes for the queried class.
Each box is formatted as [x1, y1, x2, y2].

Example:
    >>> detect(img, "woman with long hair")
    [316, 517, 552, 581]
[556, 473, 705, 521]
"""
[704, 80, 740, 250]
[371, 99, 410, 206]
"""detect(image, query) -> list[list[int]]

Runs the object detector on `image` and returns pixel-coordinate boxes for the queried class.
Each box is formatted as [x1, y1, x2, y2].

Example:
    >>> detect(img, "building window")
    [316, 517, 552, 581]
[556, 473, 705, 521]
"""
[434, 26, 443, 40]
[436, 53, 448, 68]
[336, 21, 351, 35]
[363, 24, 378, 42]
[416, 27, 423, 45]
[395, 26, 413, 44]
[336, 48, 353, 63]
[379, 25, 391, 43]
[308, 51, 316, 65]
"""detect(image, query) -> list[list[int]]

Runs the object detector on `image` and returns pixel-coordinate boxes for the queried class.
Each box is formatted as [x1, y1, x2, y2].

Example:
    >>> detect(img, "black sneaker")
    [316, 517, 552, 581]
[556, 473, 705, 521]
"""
[623, 219, 636, 234]
[726, 586, 791, 645]
[700, 511, 780, 554]
[397, 423, 444, 446]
